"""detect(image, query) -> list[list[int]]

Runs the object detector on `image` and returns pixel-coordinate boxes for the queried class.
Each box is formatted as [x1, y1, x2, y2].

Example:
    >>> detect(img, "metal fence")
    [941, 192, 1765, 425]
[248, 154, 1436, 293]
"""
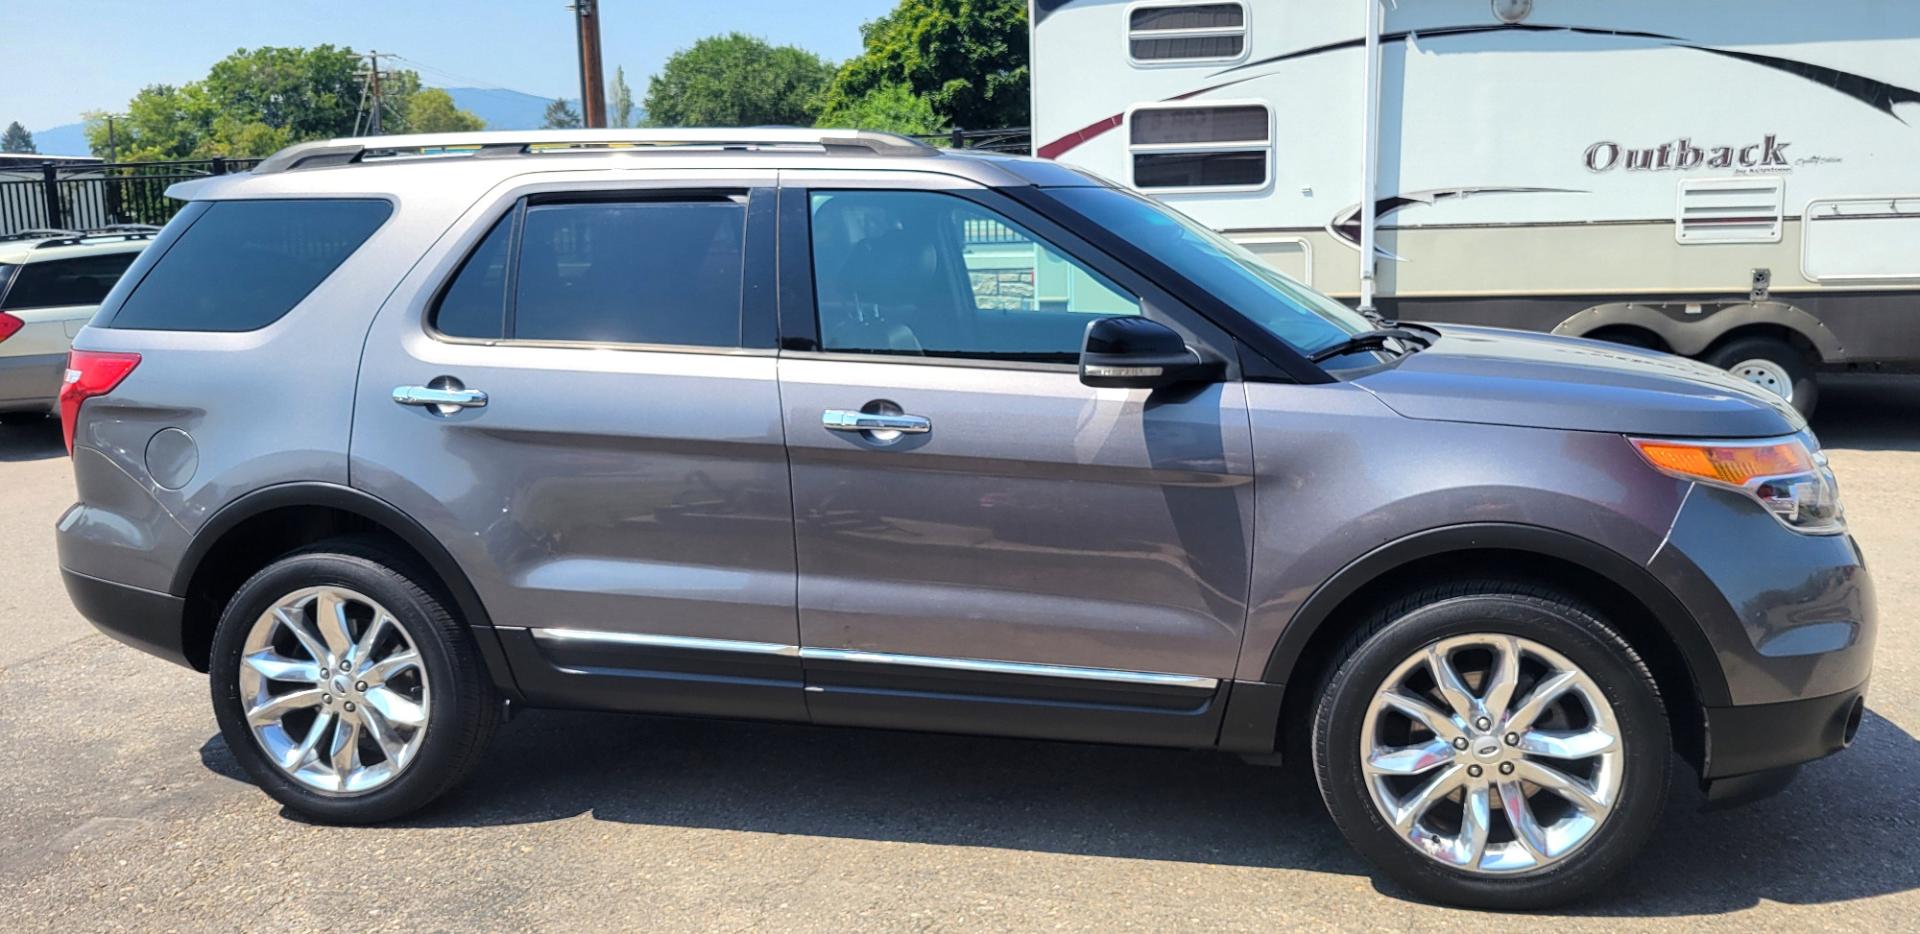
[0, 158, 262, 235]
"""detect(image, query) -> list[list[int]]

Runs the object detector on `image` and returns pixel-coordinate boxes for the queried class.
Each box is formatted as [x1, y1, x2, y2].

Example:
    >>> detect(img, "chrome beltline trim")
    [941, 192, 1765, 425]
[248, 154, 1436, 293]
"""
[532, 627, 801, 657]
[798, 646, 1219, 690]
[528, 628, 1218, 689]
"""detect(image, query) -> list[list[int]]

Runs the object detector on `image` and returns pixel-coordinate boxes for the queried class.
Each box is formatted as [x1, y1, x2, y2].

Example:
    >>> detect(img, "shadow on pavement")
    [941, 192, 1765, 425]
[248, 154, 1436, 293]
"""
[0, 415, 64, 462]
[199, 702, 1919, 914]
[1813, 373, 1920, 452]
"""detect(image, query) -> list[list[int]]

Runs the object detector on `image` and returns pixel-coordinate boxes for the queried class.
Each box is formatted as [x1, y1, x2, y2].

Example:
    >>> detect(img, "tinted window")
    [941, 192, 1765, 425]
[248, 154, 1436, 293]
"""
[111, 199, 391, 331]
[809, 191, 1138, 363]
[512, 198, 744, 346]
[2, 251, 139, 310]
[432, 213, 514, 339]
[1134, 151, 1267, 188]
[1129, 4, 1246, 62]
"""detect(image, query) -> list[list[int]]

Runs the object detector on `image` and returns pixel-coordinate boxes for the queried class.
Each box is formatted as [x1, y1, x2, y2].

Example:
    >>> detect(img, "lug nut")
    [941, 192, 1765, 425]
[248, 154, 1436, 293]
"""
[1475, 717, 1492, 730]
[344, 701, 356, 712]
[1505, 732, 1519, 746]
[1452, 737, 1469, 750]
[355, 681, 367, 692]
[322, 694, 332, 704]
[1467, 765, 1483, 778]
[1499, 762, 1515, 775]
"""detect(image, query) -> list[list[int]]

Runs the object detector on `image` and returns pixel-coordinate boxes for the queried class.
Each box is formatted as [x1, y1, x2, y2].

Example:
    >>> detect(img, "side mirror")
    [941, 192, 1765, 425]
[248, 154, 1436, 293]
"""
[1079, 316, 1222, 389]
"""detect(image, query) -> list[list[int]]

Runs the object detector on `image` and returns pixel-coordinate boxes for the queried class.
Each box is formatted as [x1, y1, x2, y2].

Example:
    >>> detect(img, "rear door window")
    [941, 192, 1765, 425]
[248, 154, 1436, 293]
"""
[509, 197, 747, 347]
[1, 252, 140, 310]
[110, 199, 391, 331]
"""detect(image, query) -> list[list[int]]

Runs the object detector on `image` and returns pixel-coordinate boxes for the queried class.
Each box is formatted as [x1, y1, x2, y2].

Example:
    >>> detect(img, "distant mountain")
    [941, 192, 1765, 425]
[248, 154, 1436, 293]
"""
[26, 122, 89, 157]
[445, 88, 623, 130]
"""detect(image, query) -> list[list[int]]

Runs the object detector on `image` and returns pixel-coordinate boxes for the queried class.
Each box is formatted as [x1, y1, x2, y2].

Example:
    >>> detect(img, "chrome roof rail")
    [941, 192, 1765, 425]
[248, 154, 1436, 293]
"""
[253, 128, 937, 174]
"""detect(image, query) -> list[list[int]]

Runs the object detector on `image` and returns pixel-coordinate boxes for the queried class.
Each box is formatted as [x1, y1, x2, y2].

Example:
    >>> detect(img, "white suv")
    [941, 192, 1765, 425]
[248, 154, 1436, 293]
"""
[0, 228, 152, 422]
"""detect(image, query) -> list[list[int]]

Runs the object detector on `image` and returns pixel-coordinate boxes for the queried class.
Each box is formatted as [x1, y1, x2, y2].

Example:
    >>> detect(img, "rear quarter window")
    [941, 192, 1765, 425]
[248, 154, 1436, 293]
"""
[110, 199, 391, 332]
[1, 251, 140, 310]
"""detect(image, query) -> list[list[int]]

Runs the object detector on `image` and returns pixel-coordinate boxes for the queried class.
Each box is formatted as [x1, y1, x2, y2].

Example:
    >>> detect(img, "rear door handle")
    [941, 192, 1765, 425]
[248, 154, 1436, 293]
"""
[822, 409, 930, 434]
[393, 384, 488, 411]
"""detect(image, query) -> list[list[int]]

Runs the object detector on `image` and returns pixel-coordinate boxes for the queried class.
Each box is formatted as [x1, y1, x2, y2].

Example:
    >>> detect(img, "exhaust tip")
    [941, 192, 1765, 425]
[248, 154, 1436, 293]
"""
[1842, 695, 1865, 747]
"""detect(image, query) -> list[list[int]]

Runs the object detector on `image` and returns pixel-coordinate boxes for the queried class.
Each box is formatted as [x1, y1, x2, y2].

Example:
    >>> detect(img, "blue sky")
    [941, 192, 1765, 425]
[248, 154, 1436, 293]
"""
[3, 0, 900, 131]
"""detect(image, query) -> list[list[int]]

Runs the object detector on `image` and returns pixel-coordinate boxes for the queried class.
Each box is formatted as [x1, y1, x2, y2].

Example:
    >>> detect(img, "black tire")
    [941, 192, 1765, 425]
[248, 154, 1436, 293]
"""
[1702, 336, 1818, 417]
[1310, 582, 1671, 910]
[209, 536, 499, 824]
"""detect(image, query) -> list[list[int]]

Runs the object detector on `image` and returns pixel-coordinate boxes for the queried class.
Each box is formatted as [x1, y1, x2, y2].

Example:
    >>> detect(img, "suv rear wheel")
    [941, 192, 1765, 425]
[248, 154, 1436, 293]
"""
[208, 538, 499, 823]
[1311, 583, 1671, 909]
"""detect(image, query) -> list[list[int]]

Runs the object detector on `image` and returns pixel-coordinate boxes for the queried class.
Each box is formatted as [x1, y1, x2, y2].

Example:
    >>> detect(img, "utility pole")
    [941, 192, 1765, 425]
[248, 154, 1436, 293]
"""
[357, 50, 391, 135]
[105, 115, 118, 164]
[571, 1, 607, 128]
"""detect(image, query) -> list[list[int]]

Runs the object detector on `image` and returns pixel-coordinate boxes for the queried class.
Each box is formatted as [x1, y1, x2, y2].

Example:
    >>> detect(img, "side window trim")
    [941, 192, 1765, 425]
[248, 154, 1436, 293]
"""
[777, 183, 1237, 375]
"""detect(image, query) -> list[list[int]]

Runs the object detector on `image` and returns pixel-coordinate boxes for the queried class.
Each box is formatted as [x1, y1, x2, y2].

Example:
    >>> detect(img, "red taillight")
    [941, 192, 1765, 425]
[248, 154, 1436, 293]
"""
[59, 350, 140, 455]
[0, 311, 22, 343]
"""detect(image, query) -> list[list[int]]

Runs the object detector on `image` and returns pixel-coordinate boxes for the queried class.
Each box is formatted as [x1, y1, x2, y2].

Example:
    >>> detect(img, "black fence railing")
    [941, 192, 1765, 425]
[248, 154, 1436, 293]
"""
[915, 127, 1031, 155]
[0, 157, 262, 235]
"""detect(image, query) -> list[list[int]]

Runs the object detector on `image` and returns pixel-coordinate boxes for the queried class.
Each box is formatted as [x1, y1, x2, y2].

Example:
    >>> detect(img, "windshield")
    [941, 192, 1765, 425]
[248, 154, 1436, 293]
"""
[1047, 187, 1372, 357]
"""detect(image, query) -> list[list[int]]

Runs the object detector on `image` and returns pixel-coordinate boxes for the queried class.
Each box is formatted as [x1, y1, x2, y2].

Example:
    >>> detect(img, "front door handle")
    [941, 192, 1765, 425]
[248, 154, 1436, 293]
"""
[393, 382, 488, 415]
[822, 409, 930, 434]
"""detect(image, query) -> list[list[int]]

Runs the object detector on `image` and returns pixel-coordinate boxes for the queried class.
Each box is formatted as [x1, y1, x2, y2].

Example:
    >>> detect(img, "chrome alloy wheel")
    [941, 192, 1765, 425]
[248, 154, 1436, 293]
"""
[1728, 357, 1794, 402]
[237, 586, 432, 795]
[1360, 634, 1624, 875]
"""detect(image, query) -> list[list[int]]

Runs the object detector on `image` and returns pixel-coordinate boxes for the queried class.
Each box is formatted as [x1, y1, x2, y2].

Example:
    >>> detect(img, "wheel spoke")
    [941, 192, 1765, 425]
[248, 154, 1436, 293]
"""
[1390, 764, 1464, 832]
[285, 710, 336, 770]
[1423, 646, 1476, 722]
[271, 607, 329, 665]
[362, 650, 421, 688]
[1378, 691, 1465, 743]
[243, 650, 322, 684]
[246, 688, 325, 725]
[329, 716, 362, 781]
[358, 704, 408, 763]
[1367, 739, 1457, 776]
[362, 686, 427, 729]
[314, 590, 356, 659]
[355, 614, 396, 664]
[1504, 669, 1577, 733]
[1456, 782, 1492, 868]
[1483, 636, 1521, 723]
[1498, 779, 1551, 862]
[1518, 758, 1610, 814]
[1520, 727, 1617, 760]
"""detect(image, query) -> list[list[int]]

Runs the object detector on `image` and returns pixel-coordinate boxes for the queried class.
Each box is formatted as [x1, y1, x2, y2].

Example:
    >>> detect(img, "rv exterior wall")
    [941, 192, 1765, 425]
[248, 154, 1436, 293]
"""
[1031, 0, 1920, 361]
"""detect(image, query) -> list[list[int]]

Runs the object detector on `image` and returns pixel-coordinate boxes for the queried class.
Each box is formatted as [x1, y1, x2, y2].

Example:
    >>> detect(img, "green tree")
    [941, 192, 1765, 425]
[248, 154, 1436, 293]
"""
[2, 122, 35, 153]
[815, 82, 943, 135]
[82, 46, 432, 159]
[542, 98, 582, 129]
[819, 0, 1028, 131]
[643, 33, 835, 128]
[609, 66, 636, 128]
[406, 88, 485, 133]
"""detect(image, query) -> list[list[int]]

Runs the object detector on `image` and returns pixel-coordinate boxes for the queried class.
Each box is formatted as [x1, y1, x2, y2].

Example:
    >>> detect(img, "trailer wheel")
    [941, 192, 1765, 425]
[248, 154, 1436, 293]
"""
[1703, 337, 1817, 418]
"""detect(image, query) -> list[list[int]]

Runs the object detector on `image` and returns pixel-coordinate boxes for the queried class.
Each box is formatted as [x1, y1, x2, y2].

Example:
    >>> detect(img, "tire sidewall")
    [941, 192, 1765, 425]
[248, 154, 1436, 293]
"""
[209, 550, 474, 823]
[1706, 337, 1817, 417]
[1313, 594, 1671, 910]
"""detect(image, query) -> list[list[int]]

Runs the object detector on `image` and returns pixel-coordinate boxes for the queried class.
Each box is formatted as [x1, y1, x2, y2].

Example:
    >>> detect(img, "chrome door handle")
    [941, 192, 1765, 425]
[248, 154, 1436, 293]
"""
[822, 409, 930, 434]
[392, 385, 488, 409]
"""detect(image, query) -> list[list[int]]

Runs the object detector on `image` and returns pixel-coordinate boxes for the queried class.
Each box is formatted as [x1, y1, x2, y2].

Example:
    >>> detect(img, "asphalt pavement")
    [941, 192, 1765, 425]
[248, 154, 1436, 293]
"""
[1, 375, 1915, 932]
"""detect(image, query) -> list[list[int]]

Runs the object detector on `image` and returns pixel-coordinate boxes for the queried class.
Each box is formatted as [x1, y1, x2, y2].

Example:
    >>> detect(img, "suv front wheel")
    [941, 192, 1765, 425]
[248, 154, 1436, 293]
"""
[1311, 583, 1672, 909]
[209, 539, 499, 823]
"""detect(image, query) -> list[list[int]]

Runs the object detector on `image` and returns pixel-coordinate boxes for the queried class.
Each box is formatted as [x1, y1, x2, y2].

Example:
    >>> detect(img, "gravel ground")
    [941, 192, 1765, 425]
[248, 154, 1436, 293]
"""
[0, 374, 1914, 932]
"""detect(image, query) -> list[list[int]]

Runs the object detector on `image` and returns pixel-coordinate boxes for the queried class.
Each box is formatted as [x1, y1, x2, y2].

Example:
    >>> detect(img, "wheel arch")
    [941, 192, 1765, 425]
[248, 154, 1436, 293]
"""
[1552, 301, 1842, 361]
[171, 481, 521, 700]
[1259, 524, 1729, 773]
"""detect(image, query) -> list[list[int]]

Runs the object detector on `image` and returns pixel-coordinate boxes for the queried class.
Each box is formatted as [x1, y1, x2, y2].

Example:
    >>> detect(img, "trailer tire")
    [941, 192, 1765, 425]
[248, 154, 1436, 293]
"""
[1703, 337, 1817, 418]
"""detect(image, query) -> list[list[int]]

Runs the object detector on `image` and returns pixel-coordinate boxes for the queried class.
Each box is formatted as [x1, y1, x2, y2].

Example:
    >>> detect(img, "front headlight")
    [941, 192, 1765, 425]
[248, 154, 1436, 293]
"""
[1630, 435, 1846, 535]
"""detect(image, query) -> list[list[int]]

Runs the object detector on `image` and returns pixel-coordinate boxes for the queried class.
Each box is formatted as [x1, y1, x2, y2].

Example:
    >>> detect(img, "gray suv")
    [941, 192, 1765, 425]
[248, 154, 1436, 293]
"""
[56, 130, 1874, 909]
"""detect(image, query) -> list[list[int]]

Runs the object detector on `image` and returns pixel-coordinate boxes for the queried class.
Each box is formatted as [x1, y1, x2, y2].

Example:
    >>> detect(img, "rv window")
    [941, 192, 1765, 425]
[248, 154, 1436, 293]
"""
[1129, 3, 1247, 63]
[1129, 104, 1270, 191]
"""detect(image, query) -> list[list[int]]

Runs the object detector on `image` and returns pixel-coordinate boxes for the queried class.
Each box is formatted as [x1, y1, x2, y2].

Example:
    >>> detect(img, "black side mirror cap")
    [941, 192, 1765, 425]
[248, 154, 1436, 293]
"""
[1078, 316, 1223, 389]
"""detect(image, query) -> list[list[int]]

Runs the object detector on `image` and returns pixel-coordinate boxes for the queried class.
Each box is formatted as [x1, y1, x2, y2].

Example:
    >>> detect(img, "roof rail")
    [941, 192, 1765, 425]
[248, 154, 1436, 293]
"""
[0, 228, 83, 242]
[30, 229, 161, 250]
[253, 128, 937, 174]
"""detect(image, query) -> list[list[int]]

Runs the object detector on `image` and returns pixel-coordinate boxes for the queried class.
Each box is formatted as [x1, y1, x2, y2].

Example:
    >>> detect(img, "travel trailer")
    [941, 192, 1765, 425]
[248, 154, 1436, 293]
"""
[1030, 0, 1920, 413]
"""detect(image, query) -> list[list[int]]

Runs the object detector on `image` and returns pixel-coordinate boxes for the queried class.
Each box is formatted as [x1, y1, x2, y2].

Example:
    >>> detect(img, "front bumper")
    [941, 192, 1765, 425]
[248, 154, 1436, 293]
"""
[1700, 681, 1867, 806]
[61, 567, 193, 669]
